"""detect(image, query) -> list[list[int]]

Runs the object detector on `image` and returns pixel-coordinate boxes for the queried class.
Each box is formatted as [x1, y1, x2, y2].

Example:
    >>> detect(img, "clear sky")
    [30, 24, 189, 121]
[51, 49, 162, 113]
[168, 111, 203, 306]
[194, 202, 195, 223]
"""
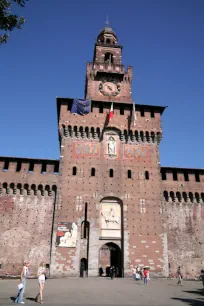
[1, 0, 204, 168]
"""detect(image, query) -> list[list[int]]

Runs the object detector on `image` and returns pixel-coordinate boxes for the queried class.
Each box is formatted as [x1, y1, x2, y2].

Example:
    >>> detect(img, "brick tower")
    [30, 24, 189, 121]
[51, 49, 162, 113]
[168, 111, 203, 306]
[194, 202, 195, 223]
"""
[50, 22, 168, 277]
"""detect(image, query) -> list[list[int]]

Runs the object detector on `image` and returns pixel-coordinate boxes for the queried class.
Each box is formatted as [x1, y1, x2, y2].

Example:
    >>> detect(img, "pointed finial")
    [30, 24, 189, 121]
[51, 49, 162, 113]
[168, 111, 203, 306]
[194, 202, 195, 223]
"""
[105, 15, 109, 27]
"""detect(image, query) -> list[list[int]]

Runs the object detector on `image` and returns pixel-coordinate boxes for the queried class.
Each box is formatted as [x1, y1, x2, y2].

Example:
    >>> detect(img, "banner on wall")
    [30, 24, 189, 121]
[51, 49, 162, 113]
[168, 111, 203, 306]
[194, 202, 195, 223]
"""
[56, 222, 77, 248]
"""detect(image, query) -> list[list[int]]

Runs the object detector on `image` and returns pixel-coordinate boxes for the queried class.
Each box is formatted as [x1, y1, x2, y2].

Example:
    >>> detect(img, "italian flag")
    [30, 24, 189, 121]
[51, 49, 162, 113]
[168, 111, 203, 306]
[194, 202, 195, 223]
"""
[108, 102, 114, 122]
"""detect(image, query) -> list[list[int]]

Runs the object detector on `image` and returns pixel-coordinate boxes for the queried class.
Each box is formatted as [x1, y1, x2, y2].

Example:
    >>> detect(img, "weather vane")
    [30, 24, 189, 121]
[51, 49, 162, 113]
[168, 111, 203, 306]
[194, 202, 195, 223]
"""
[105, 15, 109, 27]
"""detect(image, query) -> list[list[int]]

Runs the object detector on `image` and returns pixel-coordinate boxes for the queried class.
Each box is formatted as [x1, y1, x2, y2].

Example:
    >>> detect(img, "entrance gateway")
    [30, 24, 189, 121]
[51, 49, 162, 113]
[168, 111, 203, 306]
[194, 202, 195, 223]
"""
[80, 198, 124, 277]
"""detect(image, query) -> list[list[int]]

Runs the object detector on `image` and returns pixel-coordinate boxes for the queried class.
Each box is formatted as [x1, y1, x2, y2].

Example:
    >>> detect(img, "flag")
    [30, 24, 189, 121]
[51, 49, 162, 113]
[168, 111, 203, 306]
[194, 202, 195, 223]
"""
[132, 102, 136, 126]
[108, 102, 114, 122]
[71, 99, 91, 115]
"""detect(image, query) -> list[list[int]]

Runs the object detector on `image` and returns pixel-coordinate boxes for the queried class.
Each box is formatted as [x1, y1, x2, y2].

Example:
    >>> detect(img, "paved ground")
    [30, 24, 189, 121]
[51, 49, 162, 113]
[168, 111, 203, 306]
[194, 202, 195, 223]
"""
[0, 277, 203, 306]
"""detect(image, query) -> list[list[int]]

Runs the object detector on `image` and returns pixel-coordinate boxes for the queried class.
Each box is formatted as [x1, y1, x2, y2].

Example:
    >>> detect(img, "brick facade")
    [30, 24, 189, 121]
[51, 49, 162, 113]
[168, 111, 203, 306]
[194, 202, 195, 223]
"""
[0, 25, 203, 278]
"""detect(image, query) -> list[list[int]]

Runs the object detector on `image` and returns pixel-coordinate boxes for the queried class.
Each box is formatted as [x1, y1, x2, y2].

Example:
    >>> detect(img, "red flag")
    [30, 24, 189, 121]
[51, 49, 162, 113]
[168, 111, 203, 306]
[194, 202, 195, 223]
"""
[108, 102, 114, 122]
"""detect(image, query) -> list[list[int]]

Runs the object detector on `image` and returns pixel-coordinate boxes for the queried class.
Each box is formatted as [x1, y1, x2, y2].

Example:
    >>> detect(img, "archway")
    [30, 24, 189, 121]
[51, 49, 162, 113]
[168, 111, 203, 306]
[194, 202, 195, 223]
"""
[99, 242, 122, 277]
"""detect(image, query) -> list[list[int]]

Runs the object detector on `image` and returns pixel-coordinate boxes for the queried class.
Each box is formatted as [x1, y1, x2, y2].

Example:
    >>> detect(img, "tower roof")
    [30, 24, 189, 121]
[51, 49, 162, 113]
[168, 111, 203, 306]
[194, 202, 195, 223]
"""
[97, 17, 118, 40]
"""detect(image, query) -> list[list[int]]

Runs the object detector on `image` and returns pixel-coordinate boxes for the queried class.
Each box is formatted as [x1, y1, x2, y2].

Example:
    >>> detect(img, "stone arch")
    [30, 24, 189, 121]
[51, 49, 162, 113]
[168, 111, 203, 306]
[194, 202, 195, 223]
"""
[99, 242, 122, 277]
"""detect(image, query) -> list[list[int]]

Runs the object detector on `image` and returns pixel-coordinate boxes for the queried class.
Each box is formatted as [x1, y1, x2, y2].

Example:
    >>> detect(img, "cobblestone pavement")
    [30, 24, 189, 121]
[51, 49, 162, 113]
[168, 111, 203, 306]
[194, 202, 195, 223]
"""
[0, 277, 203, 306]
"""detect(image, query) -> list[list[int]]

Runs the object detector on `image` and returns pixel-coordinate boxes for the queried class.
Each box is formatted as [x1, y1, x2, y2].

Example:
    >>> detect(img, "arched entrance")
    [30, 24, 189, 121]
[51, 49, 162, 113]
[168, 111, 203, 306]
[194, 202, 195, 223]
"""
[99, 242, 122, 277]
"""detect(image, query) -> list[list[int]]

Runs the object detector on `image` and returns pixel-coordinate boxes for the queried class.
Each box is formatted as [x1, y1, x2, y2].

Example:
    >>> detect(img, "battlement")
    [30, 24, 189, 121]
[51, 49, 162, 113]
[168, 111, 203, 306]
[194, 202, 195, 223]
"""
[161, 166, 204, 183]
[0, 156, 59, 175]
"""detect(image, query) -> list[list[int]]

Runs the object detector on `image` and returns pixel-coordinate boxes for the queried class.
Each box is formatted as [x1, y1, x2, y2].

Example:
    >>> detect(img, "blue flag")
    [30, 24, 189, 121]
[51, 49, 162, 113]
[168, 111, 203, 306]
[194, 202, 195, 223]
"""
[71, 99, 91, 115]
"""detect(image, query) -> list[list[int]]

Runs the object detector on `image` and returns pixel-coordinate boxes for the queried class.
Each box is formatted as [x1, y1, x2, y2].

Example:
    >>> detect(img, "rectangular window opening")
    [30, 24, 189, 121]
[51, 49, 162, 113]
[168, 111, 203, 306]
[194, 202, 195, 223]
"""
[0, 263, 2, 269]
[16, 162, 22, 172]
[29, 162, 34, 173]
[45, 264, 50, 269]
[99, 105, 103, 113]
[140, 108, 145, 117]
[173, 170, 178, 181]
[151, 110, 155, 118]
[120, 106, 124, 115]
[184, 171, 189, 182]
[41, 163, 47, 174]
[195, 172, 200, 182]
[3, 161, 9, 172]
[161, 170, 166, 180]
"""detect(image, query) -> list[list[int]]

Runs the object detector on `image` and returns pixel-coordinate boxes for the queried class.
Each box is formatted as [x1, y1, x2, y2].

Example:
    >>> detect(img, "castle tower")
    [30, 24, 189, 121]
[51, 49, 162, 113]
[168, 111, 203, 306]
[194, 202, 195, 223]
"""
[50, 23, 168, 277]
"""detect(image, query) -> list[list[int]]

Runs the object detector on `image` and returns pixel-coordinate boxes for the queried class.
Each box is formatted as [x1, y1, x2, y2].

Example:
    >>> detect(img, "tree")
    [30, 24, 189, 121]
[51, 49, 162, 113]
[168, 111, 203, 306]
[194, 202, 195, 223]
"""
[0, 0, 29, 44]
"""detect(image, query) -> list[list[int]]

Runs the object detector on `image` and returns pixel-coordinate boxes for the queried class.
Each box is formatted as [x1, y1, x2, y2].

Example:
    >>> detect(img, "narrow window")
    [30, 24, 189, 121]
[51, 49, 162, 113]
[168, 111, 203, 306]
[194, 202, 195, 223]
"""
[128, 170, 132, 179]
[41, 163, 46, 174]
[106, 39, 110, 44]
[184, 171, 189, 181]
[29, 162, 34, 173]
[45, 264, 50, 269]
[151, 110, 155, 118]
[54, 163, 59, 174]
[161, 170, 166, 180]
[195, 172, 200, 182]
[140, 108, 145, 117]
[145, 171, 149, 180]
[3, 160, 9, 172]
[73, 166, 77, 176]
[120, 106, 124, 115]
[0, 264, 2, 269]
[172, 170, 178, 181]
[99, 105, 103, 113]
[109, 169, 114, 177]
[16, 162, 21, 172]
[91, 168, 95, 177]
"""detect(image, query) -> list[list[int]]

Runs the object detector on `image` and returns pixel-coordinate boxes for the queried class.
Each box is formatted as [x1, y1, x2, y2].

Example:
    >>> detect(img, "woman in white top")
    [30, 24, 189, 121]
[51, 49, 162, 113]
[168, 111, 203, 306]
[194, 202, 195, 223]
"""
[35, 262, 46, 304]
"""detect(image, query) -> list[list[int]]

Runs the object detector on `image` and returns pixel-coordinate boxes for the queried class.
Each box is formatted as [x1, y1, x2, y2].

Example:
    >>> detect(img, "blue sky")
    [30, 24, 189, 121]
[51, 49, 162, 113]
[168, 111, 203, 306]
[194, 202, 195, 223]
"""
[1, 0, 204, 168]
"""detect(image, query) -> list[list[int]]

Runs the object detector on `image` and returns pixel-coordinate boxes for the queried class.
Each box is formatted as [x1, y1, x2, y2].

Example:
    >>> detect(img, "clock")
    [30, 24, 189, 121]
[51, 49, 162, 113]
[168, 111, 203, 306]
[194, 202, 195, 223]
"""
[99, 81, 120, 96]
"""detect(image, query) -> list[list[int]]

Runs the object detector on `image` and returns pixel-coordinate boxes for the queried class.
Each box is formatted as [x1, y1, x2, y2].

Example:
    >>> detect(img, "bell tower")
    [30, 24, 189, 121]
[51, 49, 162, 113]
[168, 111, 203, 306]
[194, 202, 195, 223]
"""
[85, 21, 133, 103]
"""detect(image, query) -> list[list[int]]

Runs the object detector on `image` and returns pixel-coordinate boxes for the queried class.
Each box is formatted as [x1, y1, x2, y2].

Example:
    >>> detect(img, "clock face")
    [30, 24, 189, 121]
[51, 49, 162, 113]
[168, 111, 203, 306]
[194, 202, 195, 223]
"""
[99, 81, 120, 96]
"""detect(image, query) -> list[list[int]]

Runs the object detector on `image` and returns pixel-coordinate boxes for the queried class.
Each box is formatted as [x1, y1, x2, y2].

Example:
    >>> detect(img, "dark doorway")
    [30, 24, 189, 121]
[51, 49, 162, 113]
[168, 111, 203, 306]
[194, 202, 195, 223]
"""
[99, 242, 122, 277]
[80, 258, 87, 277]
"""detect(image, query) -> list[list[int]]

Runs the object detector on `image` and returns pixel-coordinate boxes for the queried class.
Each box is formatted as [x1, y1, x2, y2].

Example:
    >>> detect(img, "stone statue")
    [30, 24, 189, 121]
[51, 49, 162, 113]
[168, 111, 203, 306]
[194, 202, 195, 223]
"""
[108, 136, 116, 155]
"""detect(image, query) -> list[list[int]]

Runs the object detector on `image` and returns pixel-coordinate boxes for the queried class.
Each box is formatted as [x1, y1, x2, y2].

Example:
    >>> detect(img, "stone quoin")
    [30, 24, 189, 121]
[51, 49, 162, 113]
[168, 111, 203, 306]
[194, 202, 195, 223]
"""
[0, 23, 204, 278]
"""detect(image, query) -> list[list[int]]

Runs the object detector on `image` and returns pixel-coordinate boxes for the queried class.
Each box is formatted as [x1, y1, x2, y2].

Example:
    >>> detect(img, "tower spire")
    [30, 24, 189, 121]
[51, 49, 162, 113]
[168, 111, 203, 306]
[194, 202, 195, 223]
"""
[105, 15, 109, 28]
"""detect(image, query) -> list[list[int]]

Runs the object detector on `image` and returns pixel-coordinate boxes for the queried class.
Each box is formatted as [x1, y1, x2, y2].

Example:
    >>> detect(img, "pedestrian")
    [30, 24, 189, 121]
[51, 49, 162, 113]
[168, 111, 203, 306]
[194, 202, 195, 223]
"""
[132, 267, 136, 280]
[15, 260, 30, 304]
[99, 267, 104, 277]
[35, 262, 46, 304]
[110, 266, 115, 280]
[177, 266, 183, 286]
[200, 269, 204, 288]
[143, 268, 148, 285]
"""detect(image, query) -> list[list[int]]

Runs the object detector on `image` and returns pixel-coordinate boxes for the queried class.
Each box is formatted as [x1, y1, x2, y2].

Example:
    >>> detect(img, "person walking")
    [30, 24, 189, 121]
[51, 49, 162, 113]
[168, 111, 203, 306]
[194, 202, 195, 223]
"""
[15, 260, 30, 304]
[200, 269, 204, 288]
[132, 267, 136, 280]
[177, 266, 183, 286]
[110, 266, 115, 280]
[35, 262, 46, 304]
[143, 268, 148, 285]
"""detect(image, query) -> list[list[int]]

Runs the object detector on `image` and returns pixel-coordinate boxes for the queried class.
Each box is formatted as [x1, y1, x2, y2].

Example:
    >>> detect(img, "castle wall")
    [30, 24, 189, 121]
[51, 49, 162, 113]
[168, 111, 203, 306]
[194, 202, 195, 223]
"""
[161, 168, 204, 277]
[0, 158, 58, 276]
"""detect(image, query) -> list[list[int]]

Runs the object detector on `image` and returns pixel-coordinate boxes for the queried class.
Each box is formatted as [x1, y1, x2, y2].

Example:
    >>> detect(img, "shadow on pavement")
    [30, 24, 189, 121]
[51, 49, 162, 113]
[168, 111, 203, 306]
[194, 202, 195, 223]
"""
[172, 297, 204, 306]
[26, 297, 37, 302]
[10, 296, 16, 302]
[182, 289, 204, 296]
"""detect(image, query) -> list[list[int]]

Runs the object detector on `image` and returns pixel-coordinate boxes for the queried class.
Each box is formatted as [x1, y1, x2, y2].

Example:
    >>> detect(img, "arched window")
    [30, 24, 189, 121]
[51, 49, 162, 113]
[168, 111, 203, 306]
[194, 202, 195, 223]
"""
[176, 192, 181, 202]
[189, 192, 194, 203]
[104, 52, 113, 64]
[195, 192, 200, 203]
[109, 169, 114, 177]
[145, 171, 149, 180]
[73, 167, 77, 176]
[128, 170, 132, 179]
[91, 168, 95, 177]
[170, 191, 175, 202]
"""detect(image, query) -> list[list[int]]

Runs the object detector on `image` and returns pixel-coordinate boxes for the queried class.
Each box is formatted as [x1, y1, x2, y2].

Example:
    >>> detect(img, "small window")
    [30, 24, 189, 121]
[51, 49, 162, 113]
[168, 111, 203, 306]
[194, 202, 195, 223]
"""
[151, 110, 155, 118]
[172, 170, 178, 181]
[140, 109, 145, 117]
[16, 162, 21, 172]
[128, 170, 132, 179]
[91, 168, 95, 176]
[109, 169, 114, 177]
[145, 171, 149, 180]
[29, 162, 34, 173]
[106, 39, 110, 44]
[99, 105, 103, 113]
[0, 263, 2, 269]
[41, 163, 46, 174]
[161, 170, 166, 180]
[3, 161, 9, 172]
[73, 167, 77, 176]
[45, 264, 50, 269]
[184, 171, 189, 181]
[195, 172, 200, 182]
[120, 106, 124, 115]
